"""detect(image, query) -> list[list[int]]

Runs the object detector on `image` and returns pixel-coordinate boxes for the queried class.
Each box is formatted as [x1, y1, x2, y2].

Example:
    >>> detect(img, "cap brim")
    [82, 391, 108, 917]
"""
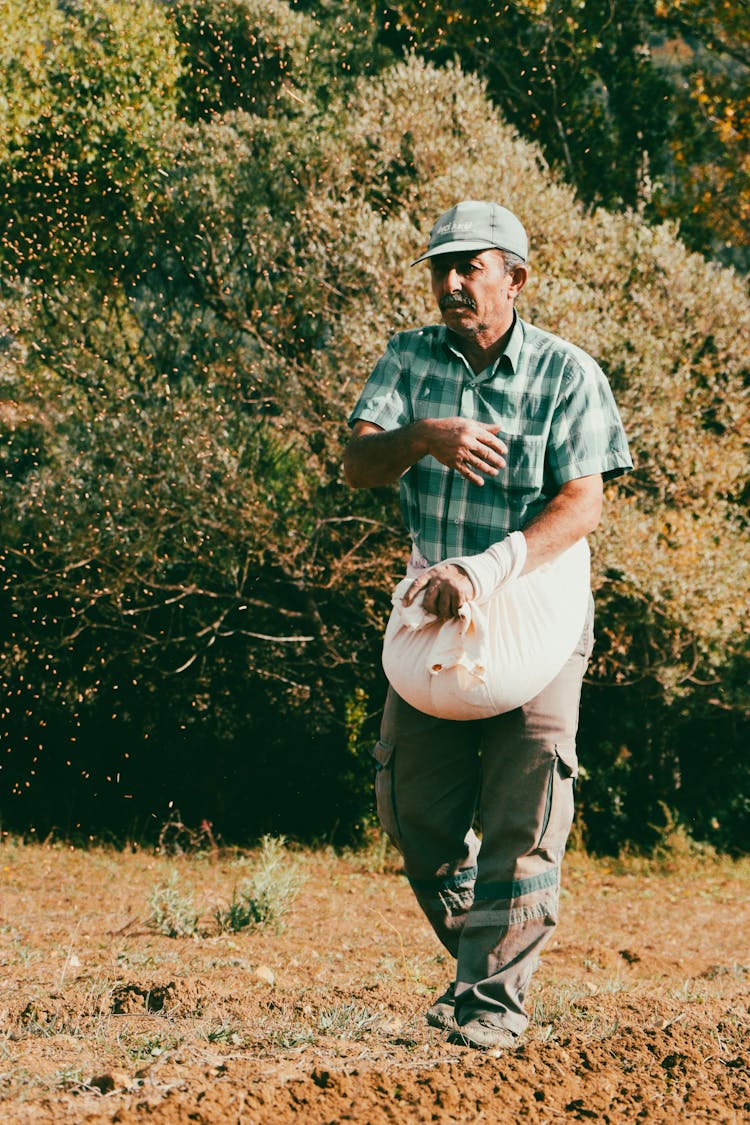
[410, 238, 502, 267]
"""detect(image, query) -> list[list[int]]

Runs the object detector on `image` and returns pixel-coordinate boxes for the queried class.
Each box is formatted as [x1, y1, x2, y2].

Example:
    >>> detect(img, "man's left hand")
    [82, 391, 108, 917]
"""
[401, 563, 474, 620]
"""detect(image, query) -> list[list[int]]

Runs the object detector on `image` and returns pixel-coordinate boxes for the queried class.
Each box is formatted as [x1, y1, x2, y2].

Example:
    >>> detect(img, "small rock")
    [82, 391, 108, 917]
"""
[253, 964, 275, 985]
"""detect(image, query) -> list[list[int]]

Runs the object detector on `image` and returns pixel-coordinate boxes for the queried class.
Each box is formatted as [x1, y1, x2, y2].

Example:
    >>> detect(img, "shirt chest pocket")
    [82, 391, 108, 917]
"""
[503, 434, 547, 505]
[410, 373, 463, 421]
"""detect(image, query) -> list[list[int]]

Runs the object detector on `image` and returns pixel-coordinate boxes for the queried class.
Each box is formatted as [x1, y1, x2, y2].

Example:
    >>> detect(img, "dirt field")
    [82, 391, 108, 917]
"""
[0, 833, 748, 1124]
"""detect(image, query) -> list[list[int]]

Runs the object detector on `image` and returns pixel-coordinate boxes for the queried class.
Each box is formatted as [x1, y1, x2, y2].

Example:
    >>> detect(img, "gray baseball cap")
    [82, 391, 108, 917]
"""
[412, 200, 528, 265]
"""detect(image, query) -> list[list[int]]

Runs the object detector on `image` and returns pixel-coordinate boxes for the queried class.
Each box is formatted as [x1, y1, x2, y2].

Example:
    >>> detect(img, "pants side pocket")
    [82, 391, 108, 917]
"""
[369, 738, 401, 848]
[537, 743, 576, 855]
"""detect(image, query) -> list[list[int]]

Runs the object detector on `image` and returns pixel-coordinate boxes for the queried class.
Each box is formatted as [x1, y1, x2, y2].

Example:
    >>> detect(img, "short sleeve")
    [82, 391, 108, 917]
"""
[348, 336, 413, 432]
[546, 354, 633, 485]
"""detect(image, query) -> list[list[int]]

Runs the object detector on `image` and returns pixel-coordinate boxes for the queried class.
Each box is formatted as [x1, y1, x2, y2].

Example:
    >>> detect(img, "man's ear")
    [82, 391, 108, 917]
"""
[510, 264, 529, 298]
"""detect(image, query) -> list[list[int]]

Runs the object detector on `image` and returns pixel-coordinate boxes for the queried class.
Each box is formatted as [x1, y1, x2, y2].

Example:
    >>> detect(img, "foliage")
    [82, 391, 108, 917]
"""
[0, 2, 747, 851]
[171, 0, 391, 120]
[170, 0, 318, 120]
[0, 0, 181, 283]
[215, 835, 305, 932]
[385, 0, 750, 270]
[148, 871, 200, 937]
[654, 0, 750, 267]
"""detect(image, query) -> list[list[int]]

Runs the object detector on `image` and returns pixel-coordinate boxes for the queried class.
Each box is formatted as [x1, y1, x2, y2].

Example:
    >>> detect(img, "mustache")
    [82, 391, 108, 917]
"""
[439, 293, 477, 312]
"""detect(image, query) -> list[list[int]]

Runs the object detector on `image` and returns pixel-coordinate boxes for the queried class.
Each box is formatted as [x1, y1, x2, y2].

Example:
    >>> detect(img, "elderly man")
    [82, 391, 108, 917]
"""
[343, 200, 632, 1050]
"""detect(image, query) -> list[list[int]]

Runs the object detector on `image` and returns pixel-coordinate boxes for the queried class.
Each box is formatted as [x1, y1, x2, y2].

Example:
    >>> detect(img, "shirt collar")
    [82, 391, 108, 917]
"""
[441, 311, 524, 378]
[501, 312, 524, 373]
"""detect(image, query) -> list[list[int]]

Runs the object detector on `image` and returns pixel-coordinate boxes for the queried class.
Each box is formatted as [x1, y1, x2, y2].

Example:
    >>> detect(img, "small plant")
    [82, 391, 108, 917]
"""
[157, 809, 221, 857]
[54, 1066, 86, 1091]
[267, 1025, 318, 1049]
[203, 1023, 242, 1045]
[214, 890, 260, 934]
[317, 1002, 382, 1041]
[649, 804, 718, 872]
[215, 836, 305, 934]
[121, 1032, 181, 1064]
[147, 872, 200, 937]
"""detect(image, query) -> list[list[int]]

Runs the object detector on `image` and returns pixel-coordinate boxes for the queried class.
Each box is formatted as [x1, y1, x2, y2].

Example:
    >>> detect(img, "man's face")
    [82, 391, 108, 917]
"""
[429, 249, 523, 345]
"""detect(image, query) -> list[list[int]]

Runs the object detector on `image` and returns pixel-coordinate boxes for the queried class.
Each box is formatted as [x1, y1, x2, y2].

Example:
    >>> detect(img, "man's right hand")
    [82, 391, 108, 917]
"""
[344, 417, 507, 489]
[424, 417, 507, 486]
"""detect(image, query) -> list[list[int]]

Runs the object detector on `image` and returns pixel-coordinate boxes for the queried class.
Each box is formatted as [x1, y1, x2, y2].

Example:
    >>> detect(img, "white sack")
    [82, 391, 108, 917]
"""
[382, 537, 591, 720]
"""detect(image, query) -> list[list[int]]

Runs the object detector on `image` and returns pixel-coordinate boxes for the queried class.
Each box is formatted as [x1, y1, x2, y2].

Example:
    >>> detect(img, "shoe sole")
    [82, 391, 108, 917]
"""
[426, 1010, 459, 1032]
[447, 1028, 516, 1051]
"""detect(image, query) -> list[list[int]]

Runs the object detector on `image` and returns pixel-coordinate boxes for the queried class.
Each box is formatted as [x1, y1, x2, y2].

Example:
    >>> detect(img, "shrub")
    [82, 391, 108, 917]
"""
[0, 0, 180, 282]
[148, 872, 200, 937]
[0, 7, 747, 851]
[215, 836, 305, 932]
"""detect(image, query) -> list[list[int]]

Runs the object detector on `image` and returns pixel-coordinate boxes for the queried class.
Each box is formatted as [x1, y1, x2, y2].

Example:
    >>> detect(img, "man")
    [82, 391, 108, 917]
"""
[343, 200, 632, 1050]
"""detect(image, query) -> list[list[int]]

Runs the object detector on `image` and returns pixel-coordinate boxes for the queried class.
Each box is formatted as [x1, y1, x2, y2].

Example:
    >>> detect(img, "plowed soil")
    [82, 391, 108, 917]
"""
[1, 838, 748, 1123]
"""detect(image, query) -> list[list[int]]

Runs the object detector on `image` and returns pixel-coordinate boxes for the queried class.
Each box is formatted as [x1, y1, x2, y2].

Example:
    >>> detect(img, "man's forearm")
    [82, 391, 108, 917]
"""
[344, 416, 508, 489]
[521, 475, 603, 573]
[343, 422, 429, 488]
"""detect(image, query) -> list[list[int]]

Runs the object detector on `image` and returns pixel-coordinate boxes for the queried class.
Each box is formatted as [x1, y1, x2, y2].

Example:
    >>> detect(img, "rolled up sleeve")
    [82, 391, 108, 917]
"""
[546, 355, 633, 485]
[348, 337, 413, 432]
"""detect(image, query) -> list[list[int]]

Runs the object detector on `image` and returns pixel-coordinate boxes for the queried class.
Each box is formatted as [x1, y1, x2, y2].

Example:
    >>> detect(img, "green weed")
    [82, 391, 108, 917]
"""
[202, 1023, 242, 1045]
[317, 1002, 383, 1040]
[215, 836, 305, 934]
[147, 872, 200, 938]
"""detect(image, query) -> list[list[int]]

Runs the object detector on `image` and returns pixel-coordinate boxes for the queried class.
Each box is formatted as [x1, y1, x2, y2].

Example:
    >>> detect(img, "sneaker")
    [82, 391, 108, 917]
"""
[447, 1016, 517, 1051]
[425, 983, 458, 1031]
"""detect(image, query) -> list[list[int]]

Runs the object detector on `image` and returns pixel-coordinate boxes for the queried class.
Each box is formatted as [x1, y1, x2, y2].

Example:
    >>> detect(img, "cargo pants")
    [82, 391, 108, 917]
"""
[371, 601, 594, 1036]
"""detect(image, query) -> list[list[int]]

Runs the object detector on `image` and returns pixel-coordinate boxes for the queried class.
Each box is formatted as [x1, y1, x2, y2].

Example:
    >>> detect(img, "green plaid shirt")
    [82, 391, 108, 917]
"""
[349, 314, 633, 564]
